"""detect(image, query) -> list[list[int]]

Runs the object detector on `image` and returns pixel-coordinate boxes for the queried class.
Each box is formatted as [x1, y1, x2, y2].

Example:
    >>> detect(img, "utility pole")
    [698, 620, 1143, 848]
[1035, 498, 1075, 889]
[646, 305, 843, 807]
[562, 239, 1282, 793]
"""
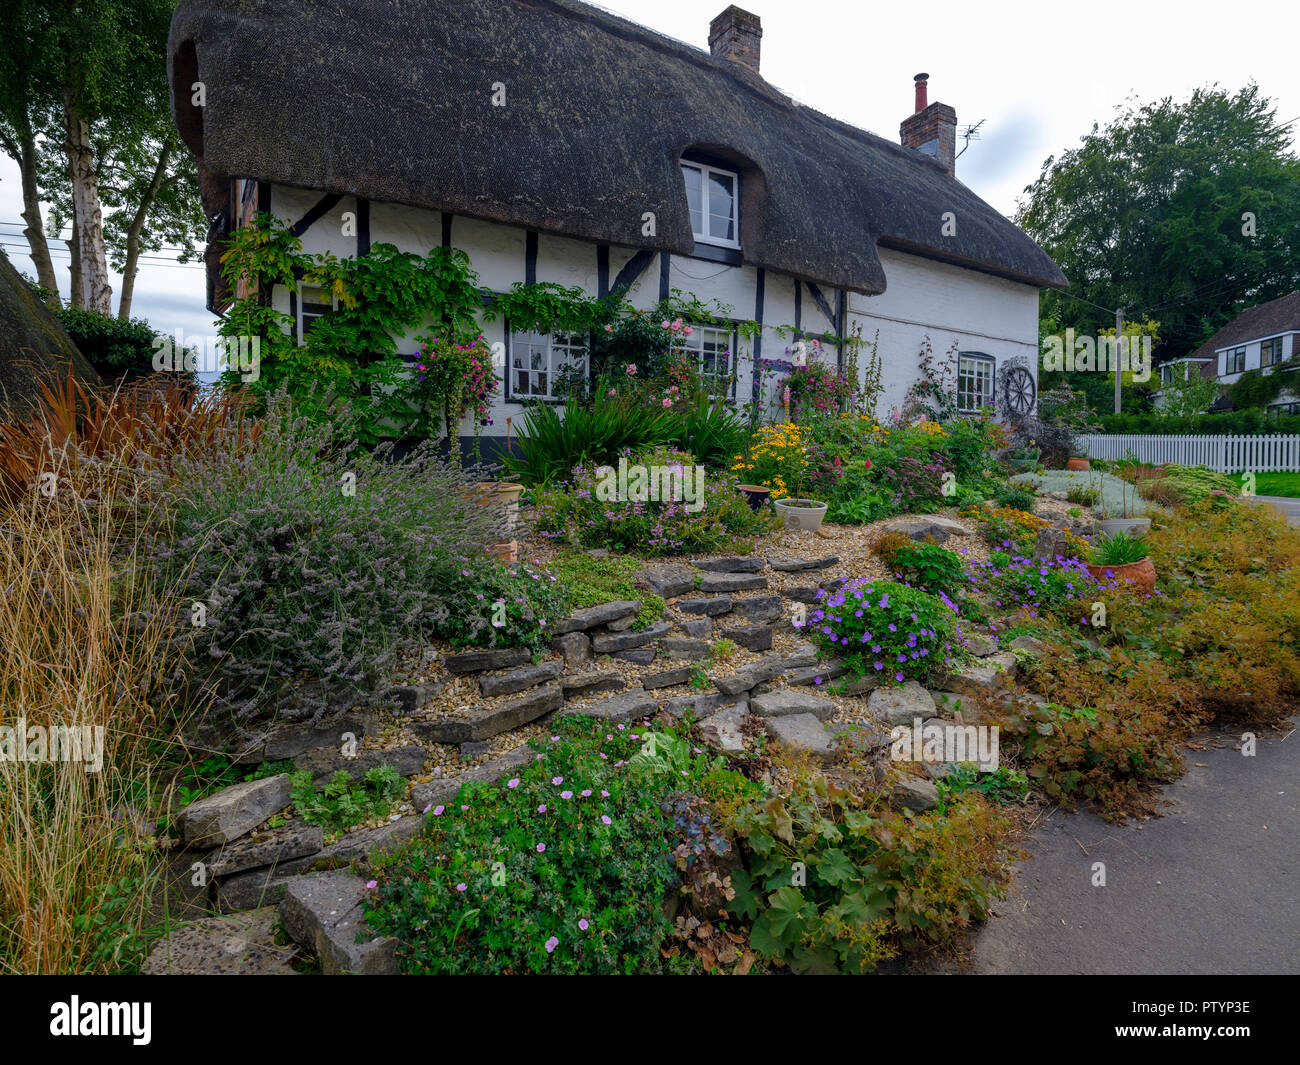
[1114, 306, 1125, 415]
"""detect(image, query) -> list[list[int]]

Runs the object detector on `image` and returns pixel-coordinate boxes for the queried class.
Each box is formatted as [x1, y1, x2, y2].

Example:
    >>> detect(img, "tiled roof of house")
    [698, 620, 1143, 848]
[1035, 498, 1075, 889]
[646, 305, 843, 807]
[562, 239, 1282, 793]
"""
[1189, 292, 1300, 362]
[168, 0, 1067, 298]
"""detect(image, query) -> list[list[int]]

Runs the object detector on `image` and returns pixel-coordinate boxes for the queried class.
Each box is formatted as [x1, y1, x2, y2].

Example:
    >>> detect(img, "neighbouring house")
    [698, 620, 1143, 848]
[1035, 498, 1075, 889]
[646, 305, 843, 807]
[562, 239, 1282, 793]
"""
[1170, 292, 1300, 414]
[167, 0, 1065, 450]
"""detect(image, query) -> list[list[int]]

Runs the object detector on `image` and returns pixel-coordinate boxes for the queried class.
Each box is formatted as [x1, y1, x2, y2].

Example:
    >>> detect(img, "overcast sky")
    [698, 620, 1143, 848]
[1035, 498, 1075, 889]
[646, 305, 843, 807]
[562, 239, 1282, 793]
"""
[2, 0, 1296, 343]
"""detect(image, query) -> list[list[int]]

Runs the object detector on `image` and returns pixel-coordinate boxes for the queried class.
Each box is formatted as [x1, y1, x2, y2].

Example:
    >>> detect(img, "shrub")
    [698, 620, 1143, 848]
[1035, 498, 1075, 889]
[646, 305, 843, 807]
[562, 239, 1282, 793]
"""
[546, 553, 664, 630]
[936, 763, 1030, 812]
[665, 397, 750, 470]
[731, 422, 810, 500]
[960, 504, 1053, 555]
[888, 542, 967, 598]
[798, 579, 959, 685]
[994, 488, 1038, 514]
[1156, 465, 1239, 506]
[725, 757, 1015, 972]
[428, 561, 568, 652]
[502, 386, 674, 486]
[1066, 483, 1101, 506]
[147, 393, 509, 722]
[365, 718, 726, 973]
[291, 766, 406, 834]
[53, 306, 177, 384]
[876, 453, 948, 511]
[872, 529, 919, 568]
[534, 450, 777, 556]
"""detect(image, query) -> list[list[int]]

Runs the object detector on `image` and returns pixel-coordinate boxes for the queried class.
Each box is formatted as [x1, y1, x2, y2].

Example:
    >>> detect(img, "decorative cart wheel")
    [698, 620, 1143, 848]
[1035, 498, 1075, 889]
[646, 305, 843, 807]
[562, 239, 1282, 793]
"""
[1002, 365, 1036, 417]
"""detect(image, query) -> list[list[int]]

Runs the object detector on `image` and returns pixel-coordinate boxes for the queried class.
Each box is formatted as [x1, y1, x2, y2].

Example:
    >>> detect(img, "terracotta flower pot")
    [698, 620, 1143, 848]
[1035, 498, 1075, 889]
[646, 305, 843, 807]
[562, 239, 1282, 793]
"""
[475, 481, 525, 534]
[1066, 457, 1090, 471]
[737, 484, 771, 510]
[1086, 557, 1155, 594]
[486, 539, 518, 563]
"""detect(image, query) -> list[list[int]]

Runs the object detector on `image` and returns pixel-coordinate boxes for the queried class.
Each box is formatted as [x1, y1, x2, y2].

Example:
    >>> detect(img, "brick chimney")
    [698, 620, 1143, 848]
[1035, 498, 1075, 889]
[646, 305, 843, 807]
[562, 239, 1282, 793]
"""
[709, 6, 762, 74]
[900, 73, 958, 176]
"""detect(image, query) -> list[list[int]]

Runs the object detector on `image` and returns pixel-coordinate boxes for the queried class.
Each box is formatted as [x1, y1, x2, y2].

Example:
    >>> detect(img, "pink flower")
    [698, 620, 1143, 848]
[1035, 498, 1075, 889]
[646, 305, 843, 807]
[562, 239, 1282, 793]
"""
[601, 815, 612, 825]
[661, 320, 671, 329]
[365, 880, 377, 890]
[604, 323, 613, 332]
[536, 842, 546, 853]
[626, 363, 637, 375]
[581, 789, 592, 797]
[507, 778, 520, 788]
[551, 776, 563, 786]
[433, 805, 445, 816]
[662, 398, 672, 408]
[578, 918, 589, 931]
[456, 883, 467, 892]
[538, 803, 547, 813]
[561, 790, 573, 799]
[545, 936, 559, 954]
[683, 325, 692, 337]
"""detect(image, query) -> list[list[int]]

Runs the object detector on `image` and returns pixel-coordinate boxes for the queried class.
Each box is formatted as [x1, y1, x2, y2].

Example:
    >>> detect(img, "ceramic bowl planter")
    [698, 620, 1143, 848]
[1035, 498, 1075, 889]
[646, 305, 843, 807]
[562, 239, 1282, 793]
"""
[737, 484, 772, 510]
[1086, 557, 1156, 594]
[474, 480, 526, 534]
[1097, 516, 1151, 538]
[774, 498, 828, 532]
[1066, 457, 1090, 471]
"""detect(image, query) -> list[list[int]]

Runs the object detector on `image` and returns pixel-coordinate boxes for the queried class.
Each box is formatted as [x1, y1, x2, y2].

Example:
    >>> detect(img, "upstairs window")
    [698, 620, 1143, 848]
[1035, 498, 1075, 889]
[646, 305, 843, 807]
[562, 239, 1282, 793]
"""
[677, 323, 735, 393]
[508, 329, 588, 400]
[681, 162, 739, 248]
[1261, 336, 1284, 368]
[957, 353, 996, 413]
[1226, 347, 1246, 375]
[297, 283, 336, 343]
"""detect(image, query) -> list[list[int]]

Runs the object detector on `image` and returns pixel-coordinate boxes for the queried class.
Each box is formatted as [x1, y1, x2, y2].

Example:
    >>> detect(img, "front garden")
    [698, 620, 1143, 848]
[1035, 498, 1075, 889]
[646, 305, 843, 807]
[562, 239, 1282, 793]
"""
[4, 287, 1299, 977]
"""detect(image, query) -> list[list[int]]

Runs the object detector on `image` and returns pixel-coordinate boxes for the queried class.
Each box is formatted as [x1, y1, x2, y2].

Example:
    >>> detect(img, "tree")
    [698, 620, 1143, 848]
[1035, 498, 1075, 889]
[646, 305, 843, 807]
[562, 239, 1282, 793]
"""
[1018, 84, 1300, 367]
[1158, 365, 1221, 419]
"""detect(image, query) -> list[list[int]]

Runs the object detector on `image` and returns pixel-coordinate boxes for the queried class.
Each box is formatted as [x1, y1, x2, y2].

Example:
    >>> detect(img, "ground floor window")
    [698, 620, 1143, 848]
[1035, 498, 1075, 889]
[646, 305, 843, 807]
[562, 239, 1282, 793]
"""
[508, 329, 589, 400]
[957, 352, 996, 413]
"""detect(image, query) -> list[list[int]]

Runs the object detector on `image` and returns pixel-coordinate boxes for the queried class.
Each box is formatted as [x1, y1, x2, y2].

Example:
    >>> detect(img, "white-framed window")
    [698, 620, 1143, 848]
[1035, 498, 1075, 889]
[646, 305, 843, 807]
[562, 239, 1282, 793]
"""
[507, 329, 588, 400]
[676, 323, 735, 391]
[297, 283, 336, 343]
[957, 353, 996, 413]
[1261, 336, 1284, 368]
[1225, 347, 1246, 375]
[680, 162, 740, 248]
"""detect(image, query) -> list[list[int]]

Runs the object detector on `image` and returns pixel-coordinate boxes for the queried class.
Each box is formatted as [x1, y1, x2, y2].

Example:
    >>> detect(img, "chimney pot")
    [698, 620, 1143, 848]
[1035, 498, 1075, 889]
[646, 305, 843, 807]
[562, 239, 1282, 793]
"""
[914, 72, 929, 112]
[709, 6, 762, 74]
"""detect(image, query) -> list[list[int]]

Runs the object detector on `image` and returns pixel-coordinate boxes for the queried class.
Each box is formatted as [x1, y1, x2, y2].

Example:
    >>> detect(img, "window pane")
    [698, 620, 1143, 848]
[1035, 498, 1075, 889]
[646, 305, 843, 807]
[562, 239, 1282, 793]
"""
[682, 165, 704, 237]
[707, 172, 735, 241]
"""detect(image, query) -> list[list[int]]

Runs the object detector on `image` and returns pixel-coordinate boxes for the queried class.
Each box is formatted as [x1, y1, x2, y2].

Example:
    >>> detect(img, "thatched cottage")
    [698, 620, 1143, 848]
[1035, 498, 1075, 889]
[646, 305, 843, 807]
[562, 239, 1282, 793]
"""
[168, 0, 1065, 443]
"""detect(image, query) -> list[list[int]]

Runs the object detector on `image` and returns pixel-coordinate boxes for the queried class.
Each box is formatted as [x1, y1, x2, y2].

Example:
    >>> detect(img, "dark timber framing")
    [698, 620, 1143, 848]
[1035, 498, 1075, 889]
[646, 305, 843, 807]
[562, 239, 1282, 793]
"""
[288, 192, 343, 238]
[597, 244, 610, 298]
[525, 230, 539, 285]
[356, 197, 371, 256]
[441, 212, 453, 247]
[610, 249, 656, 300]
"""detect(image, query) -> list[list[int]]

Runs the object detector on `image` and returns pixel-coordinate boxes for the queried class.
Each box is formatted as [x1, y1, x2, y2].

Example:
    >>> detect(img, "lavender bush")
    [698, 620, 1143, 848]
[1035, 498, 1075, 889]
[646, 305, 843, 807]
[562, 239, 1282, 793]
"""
[147, 394, 515, 723]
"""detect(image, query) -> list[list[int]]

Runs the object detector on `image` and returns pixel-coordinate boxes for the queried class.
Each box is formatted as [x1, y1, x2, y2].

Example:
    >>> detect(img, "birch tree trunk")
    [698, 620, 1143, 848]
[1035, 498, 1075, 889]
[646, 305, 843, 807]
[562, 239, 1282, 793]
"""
[62, 89, 112, 314]
[67, 194, 82, 310]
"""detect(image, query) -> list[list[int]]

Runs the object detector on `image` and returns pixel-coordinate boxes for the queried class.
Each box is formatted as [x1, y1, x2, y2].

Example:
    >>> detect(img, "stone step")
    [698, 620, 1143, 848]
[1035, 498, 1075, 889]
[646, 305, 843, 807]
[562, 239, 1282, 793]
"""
[718, 623, 773, 651]
[657, 636, 711, 659]
[867, 681, 937, 726]
[410, 745, 535, 811]
[766, 713, 835, 761]
[690, 556, 764, 573]
[176, 774, 293, 849]
[641, 665, 695, 690]
[410, 683, 562, 744]
[205, 824, 324, 879]
[699, 572, 768, 593]
[785, 660, 849, 686]
[295, 743, 427, 785]
[591, 621, 672, 654]
[698, 703, 749, 752]
[444, 647, 530, 673]
[479, 659, 563, 697]
[236, 712, 374, 764]
[657, 692, 747, 721]
[560, 688, 656, 724]
[676, 595, 733, 616]
[767, 555, 839, 572]
[143, 906, 299, 975]
[215, 854, 323, 913]
[552, 600, 641, 634]
[729, 595, 783, 623]
[280, 873, 398, 975]
[636, 564, 696, 597]
[551, 631, 592, 669]
[711, 656, 789, 696]
[561, 670, 626, 697]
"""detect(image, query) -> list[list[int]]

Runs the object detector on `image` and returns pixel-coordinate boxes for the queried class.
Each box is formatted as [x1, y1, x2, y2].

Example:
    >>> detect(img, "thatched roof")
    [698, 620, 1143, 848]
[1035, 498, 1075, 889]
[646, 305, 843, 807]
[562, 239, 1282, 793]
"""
[169, 0, 1066, 297]
[0, 252, 101, 423]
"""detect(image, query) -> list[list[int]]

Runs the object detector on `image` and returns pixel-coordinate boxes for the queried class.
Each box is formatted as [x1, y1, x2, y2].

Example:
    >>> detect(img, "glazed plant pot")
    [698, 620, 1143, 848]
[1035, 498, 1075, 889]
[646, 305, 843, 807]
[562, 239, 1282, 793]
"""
[1066, 457, 1090, 471]
[774, 498, 828, 532]
[737, 484, 772, 510]
[1097, 516, 1151, 538]
[1086, 557, 1156, 594]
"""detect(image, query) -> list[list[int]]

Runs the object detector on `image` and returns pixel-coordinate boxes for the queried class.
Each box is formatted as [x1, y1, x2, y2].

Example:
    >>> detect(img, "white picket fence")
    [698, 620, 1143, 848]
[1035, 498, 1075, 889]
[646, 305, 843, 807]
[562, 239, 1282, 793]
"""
[1077, 434, 1300, 473]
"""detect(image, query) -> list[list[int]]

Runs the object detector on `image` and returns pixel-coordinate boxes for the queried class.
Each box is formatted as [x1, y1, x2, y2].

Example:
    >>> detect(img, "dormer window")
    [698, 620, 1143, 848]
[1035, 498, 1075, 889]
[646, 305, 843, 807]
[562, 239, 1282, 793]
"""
[681, 161, 740, 248]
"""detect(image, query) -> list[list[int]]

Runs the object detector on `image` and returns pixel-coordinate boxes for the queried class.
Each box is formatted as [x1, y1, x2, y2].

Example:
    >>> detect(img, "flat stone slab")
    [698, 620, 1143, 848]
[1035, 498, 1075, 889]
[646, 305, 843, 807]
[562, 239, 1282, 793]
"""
[206, 824, 324, 879]
[479, 659, 563, 697]
[883, 517, 970, 544]
[766, 714, 835, 761]
[786, 660, 849, 686]
[891, 777, 940, 813]
[867, 681, 937, 726]
[963, 633, 999, 657]
[678, 617, 711, 638]
[551, 631, 592, 669]
[657, 637, 711, 659]
[280, 873, 398, 975]
[612, 648, 657, 665]
[941, 657, 1017, 698]
[1007, 635, 1045, 654]
[711, 657, 788, 696]
[177, 775, 293, 848]
[676, 595, 732, 616]
[699, 704, 749, 752]
[750, 689, 836, 722]
[310, 815, 424, 869]
[410, 684, 562, 744]
[778, 643, 820, 670]
[636, 564, 696, 597]
[444, 647, 530, 673]
[295, 743, 427, 785]
[930, 690, 980, 718]
[410, 745, 535, 811]
[718, 624, 773, 651]
[729, 595, 783, 623]
[591, 621, 671, 653]
[657, 692, 746, 720]
[698, 572, 768, 592]
[768, 555, 839, 572]
[241, 713, 372, 763]
[215, 854, 321, 913]
[553, 600, 641, 634]
[641, 666, 694, 690]
[392, 682, 447, 716]
[561, 688, 657, 723]
[143, 907, 299, 975]
[561, 670, 626, 697]
[691, 556, 764, 573]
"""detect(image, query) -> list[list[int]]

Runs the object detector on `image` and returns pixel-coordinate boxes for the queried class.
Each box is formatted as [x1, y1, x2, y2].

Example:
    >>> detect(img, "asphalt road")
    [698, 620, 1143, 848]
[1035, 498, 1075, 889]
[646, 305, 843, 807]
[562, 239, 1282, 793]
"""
[923, 722, 1298, 974]
[1256, 495, 1300, 527]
